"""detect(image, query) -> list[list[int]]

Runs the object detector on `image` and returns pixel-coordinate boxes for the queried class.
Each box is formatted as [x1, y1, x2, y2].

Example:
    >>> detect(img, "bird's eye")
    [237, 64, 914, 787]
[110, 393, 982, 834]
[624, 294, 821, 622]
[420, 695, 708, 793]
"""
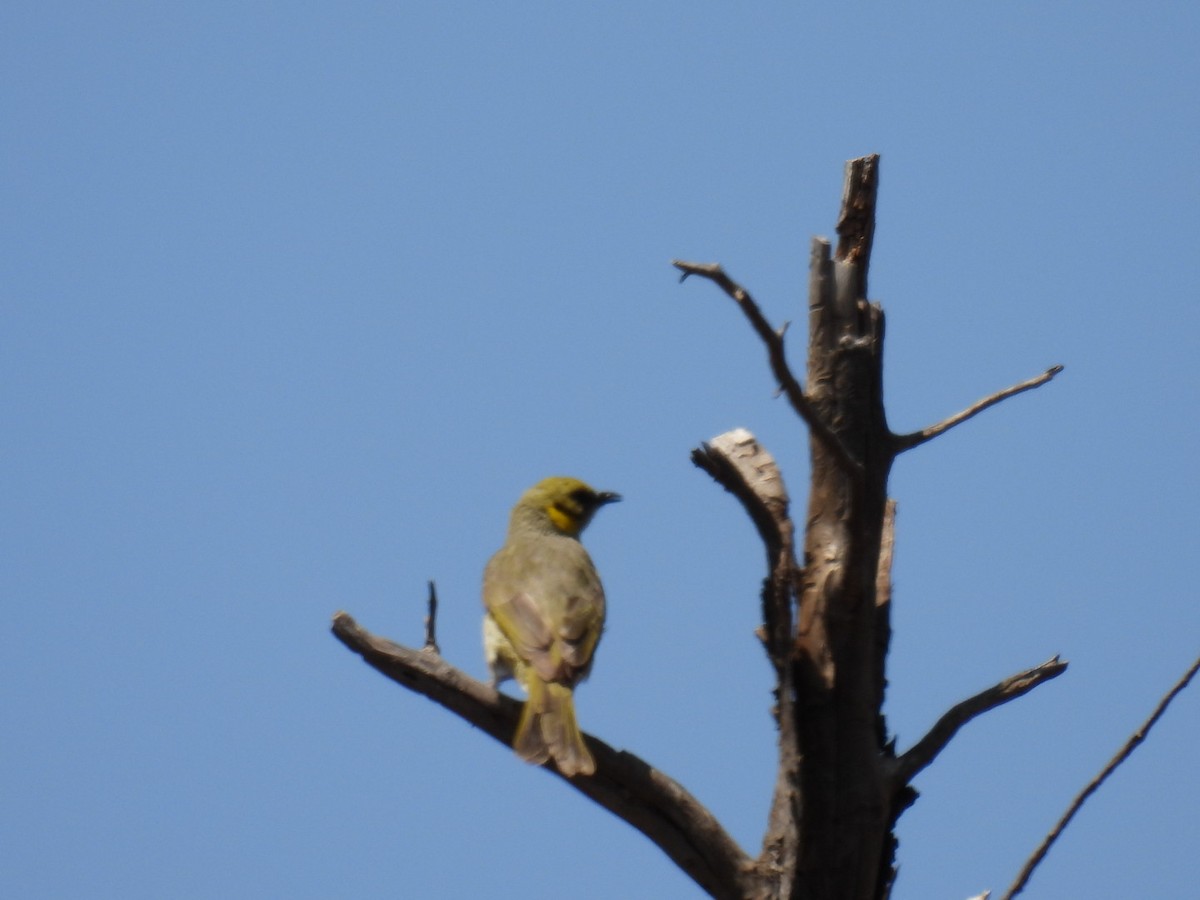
[569, 488, 593, 506]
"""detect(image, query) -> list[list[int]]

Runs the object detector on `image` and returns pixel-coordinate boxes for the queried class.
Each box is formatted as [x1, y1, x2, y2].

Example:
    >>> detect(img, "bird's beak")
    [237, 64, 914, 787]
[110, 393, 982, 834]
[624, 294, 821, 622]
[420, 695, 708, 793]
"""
[596, 491, 622, 505]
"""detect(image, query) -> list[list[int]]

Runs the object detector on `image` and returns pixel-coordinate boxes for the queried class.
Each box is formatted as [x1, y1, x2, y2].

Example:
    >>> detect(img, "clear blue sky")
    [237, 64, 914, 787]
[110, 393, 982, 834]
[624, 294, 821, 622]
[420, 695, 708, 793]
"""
[4, 3, 1198, 898]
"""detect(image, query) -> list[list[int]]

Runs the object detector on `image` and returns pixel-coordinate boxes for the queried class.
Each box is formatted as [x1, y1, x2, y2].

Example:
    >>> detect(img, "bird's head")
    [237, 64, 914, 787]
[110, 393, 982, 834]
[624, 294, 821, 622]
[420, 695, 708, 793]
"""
[514, 476, 621, 537]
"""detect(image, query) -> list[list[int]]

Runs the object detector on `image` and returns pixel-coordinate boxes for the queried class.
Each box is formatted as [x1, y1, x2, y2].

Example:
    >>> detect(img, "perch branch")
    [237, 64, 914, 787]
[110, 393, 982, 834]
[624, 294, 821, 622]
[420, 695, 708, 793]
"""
[892, 366, 1063, 453]
[673, 259, 862, 478]
[892, 656, 1068, 788]
[331, 611, 753, 899]
[1002, 653, 1200, 900]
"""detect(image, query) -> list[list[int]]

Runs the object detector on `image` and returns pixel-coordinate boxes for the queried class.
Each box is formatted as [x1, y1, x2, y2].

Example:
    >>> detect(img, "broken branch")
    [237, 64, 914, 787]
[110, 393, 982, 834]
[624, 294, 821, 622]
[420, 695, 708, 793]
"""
[690, 428, 793, 570]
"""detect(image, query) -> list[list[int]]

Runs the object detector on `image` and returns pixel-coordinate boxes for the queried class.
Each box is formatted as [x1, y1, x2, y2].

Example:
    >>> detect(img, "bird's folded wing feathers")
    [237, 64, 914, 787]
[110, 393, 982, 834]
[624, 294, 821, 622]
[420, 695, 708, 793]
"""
[489, 590, 560, 681]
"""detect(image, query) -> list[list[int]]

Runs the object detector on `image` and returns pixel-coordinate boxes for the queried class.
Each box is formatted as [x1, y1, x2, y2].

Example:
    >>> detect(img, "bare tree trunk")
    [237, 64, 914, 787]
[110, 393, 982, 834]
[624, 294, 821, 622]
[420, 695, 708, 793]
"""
[790, 156, 895, 900]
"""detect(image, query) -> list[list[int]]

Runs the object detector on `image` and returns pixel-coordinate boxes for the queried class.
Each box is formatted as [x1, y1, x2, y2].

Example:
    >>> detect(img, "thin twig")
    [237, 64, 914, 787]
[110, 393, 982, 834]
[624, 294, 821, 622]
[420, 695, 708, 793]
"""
[1002, 654, 1200, 900]
[892, 656, 1068, 788]
[673, 259, 863, 478]
[423, 580, 440, 654]
[892, 366, 1063, 452]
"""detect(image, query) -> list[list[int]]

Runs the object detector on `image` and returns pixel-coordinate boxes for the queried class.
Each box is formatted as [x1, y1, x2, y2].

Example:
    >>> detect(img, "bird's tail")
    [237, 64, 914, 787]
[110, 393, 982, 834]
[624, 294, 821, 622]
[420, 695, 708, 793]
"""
[513, 678, 595, 777]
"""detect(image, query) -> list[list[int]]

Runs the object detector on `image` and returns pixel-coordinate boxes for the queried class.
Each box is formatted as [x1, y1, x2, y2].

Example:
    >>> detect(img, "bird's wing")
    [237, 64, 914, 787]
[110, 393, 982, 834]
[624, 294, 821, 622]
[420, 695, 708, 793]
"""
[487, 589, 564, 681]
[487, 587, 603, 684]
[556, 590, 604, 673]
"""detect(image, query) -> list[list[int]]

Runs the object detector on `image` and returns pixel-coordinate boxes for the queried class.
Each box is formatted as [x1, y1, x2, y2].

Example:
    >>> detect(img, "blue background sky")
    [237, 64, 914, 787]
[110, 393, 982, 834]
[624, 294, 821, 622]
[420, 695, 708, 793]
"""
[4, 3, 1198, 898]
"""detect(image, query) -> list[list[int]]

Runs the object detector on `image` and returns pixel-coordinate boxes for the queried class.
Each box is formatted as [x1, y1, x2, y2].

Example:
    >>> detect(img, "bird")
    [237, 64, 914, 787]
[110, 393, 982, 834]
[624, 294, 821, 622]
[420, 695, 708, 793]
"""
[482, 476, 620, 777]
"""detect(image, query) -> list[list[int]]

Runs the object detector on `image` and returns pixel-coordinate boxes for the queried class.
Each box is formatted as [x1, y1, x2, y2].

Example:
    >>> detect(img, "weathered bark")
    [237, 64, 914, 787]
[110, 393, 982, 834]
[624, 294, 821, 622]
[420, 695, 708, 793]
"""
[789, 157, 894, 900]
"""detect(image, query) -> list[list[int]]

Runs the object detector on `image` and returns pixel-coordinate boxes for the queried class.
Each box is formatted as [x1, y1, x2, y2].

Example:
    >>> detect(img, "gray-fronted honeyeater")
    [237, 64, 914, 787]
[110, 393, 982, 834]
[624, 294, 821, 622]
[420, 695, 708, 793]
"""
[482, 476, 620, 777]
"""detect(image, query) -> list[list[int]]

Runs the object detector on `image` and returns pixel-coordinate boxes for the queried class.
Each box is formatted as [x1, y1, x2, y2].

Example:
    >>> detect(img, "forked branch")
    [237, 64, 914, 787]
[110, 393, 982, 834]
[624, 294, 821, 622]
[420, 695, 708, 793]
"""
[892, 656, 1068, 788]
[330, 611, 752, 899]
[893, 366, 1064, 452]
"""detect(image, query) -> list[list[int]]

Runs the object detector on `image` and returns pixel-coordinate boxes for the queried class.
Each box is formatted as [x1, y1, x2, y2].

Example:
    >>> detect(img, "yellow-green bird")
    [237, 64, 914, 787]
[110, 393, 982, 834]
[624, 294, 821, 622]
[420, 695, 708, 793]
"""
[483, 476, 620, 777]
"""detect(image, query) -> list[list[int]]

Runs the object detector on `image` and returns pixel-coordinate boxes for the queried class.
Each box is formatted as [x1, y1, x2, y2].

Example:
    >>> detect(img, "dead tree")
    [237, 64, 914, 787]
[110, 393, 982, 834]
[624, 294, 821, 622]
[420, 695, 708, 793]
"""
[332, 155, 1068, 899]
